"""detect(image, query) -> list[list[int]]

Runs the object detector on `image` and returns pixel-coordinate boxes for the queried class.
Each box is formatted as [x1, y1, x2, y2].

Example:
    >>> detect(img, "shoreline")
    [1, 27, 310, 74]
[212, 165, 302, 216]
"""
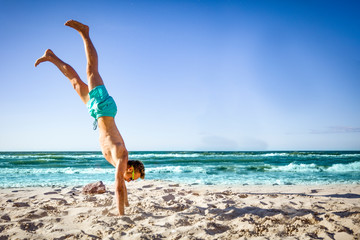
[2, 180, 360, 189]
[1, 180, 359, 239]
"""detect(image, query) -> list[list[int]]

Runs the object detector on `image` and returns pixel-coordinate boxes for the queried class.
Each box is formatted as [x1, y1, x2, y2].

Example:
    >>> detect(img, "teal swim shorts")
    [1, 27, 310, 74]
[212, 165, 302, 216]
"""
[86, 85, 117, 120]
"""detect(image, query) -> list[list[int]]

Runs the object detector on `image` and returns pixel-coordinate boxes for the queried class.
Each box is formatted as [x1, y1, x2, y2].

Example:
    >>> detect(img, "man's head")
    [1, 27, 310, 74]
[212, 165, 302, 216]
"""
[123, 160, 145, 182]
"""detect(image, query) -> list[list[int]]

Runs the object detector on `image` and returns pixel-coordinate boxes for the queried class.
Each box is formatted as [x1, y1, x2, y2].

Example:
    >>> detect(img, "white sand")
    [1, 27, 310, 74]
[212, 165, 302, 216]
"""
[0, 180, 359, 240]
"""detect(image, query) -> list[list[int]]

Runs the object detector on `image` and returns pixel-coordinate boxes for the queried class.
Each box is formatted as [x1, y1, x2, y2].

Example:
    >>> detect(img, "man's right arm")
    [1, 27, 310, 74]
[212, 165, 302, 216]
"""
[114, 147, 128, 215]
[115, 161, 125, 215]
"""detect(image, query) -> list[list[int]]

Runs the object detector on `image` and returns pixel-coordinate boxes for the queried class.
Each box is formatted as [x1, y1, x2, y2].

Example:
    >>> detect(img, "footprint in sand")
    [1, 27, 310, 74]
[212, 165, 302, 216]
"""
[44, 191, 59, 195]
[179, 198, 193, 204]
[169, 184, 180, 187]
[20, 222, 44, 232]
[40, 205, 57, 211]
[13, 202, 30, 207]
[25, 210, 48, 219]
[205, 222, 230, 235]
[238, 194, 248, 198]
[162, 194, 175, 202]
[311, 189, 322, 193]
[222, 190, 233, 195]
[164, 188, 175, 193]
[50, 198, 68, 205]
[178, 190, 186, 196]
[175, 216, 191, 226]
[1, 214, 11, 221]
[120, 216, 135, 224]
[207, 204, 217, 208]
[268, 194, 278, 198]
[223, 199, 236, 205]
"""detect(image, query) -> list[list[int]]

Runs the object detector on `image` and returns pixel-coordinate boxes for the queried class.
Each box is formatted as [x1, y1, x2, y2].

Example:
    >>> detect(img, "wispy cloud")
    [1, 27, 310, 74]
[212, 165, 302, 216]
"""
[310, 126, 360, 134]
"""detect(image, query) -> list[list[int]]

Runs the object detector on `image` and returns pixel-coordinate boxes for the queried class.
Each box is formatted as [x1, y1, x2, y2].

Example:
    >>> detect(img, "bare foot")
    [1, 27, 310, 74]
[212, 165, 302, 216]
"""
[34, 49, 56, 67]
[65, 20, 89, 35]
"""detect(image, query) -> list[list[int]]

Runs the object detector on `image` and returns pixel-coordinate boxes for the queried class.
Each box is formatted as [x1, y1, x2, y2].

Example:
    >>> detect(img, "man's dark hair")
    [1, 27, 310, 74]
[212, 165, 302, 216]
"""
[128, 160, 145, 179]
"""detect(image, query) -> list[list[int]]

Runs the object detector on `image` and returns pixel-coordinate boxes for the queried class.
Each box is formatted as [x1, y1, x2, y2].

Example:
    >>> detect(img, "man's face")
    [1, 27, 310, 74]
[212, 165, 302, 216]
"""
[123, 166, 141, 182]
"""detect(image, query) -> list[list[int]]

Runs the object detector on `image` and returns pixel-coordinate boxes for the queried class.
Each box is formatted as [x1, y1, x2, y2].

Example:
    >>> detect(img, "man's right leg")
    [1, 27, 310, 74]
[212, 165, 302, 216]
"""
[35, 49, 90, 104]
[65, 20, 104, 91]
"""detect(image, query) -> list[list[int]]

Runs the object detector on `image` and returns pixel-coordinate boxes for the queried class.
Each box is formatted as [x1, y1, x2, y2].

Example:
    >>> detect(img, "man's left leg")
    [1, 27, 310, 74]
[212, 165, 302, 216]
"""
[35, 49, 89, 104]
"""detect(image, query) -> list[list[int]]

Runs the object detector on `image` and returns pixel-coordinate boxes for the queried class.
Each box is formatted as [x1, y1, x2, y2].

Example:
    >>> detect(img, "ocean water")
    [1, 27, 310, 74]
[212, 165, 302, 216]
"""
[0, 151, 359, 188]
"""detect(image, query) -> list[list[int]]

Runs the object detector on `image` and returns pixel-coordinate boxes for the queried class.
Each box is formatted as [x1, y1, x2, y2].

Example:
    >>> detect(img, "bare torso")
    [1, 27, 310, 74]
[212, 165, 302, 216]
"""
[97, 117, 128, 168]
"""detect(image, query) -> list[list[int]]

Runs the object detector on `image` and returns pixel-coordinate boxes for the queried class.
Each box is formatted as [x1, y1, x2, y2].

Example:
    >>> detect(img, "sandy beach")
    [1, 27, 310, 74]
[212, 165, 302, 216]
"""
[0, 180, 359, 240]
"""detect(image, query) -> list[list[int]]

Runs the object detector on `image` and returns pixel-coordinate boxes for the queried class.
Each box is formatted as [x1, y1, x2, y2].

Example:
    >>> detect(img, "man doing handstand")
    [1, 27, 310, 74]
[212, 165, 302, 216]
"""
[35, 20, 145, 216]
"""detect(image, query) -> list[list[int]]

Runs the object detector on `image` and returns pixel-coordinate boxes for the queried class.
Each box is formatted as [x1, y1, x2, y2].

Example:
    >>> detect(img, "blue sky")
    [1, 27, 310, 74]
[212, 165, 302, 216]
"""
[0, 0, 359, 151]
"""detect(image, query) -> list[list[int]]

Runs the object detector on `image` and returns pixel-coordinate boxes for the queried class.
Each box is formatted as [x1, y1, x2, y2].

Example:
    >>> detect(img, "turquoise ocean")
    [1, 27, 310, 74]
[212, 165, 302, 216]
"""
[0, 151, 359, 188]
